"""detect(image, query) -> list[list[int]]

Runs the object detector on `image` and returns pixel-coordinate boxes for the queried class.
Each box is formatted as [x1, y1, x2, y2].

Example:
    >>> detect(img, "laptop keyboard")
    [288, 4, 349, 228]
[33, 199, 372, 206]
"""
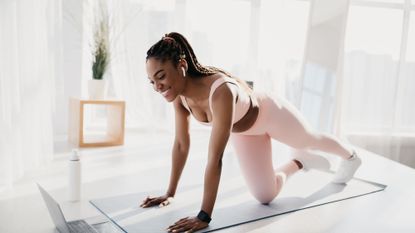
[67, 220, 99, 233]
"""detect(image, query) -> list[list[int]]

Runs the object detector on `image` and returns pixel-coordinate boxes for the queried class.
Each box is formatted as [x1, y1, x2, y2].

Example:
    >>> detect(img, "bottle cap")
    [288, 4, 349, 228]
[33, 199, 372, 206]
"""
[70, 149, 80, 161]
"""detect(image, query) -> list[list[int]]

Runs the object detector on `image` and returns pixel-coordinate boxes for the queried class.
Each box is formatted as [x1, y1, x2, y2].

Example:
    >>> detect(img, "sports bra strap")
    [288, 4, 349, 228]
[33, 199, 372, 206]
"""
[179, 96, 191, 112]
[208, 77, 238, 113]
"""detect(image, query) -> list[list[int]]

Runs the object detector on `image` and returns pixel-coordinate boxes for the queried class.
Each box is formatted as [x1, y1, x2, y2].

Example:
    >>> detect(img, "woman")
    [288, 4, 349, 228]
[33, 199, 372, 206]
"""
[140, 32, 362, 233]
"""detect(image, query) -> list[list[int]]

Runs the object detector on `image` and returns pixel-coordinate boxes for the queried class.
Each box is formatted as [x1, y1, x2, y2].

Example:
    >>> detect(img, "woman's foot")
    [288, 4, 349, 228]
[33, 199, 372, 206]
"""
[332, 150, 362, 184]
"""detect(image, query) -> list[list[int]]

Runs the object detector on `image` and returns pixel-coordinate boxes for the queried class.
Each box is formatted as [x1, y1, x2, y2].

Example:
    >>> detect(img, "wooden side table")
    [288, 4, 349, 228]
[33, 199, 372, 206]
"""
[69, 98, 126, 147]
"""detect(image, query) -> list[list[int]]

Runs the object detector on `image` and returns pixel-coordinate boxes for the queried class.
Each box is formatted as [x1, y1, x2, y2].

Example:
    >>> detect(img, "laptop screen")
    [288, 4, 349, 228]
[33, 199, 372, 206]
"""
[37, 184, 71, 233]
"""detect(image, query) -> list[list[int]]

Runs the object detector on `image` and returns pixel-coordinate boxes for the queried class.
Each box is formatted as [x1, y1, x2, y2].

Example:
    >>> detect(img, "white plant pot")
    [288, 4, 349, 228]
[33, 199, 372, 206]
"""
[88, 79, 108, 99]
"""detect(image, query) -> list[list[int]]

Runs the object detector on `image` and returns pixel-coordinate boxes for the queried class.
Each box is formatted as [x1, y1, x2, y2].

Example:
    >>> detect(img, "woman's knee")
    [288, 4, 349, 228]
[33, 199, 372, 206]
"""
[253, 192, 277, 204]
[250, 178, 283, 204]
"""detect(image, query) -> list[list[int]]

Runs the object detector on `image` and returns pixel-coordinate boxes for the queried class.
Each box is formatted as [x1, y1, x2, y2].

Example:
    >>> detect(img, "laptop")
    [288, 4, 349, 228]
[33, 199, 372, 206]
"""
[37, 184, 124, 233]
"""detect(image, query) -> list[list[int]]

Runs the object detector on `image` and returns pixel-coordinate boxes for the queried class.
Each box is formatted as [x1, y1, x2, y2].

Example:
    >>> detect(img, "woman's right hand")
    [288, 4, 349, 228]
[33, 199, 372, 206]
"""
[140, 194, 174, 208]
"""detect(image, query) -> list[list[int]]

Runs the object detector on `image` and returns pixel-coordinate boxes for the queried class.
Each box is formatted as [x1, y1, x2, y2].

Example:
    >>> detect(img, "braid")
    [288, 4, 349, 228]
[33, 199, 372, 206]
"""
[146, 32, 252, 93]
[146, 32, 220, 78]
[146, 36, 182, 67]
[167, 32, 215, 77]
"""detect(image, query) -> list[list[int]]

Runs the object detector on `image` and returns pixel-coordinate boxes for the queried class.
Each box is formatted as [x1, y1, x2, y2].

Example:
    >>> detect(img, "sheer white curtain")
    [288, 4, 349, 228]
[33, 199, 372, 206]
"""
[0, 0, 61, 191]
[339, 1, 415, 166]
[98, 0, 310, 131]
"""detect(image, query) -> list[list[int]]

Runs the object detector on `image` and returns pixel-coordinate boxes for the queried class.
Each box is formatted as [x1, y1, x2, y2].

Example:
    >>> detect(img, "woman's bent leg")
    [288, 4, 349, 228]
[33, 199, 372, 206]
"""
[231, 133, 300, 204]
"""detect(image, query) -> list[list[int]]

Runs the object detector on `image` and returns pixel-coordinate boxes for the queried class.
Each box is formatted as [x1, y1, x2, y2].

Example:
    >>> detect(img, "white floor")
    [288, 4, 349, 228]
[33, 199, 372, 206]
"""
[1, 129, 415, 233]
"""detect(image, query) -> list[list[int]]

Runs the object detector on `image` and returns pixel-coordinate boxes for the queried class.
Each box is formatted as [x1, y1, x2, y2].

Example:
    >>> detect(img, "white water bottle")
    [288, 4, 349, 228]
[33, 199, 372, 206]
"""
[68, 149, 81, 202]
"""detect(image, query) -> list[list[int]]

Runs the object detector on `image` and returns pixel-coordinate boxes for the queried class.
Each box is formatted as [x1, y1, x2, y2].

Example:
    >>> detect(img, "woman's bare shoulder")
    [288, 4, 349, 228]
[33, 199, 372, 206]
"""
[210, 75, 237, 106]
[173, 95, 189, 114]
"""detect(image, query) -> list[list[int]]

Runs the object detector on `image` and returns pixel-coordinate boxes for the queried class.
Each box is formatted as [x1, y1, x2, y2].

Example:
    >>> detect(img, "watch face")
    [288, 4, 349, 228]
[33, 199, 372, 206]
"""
[197, 210, 211, 223]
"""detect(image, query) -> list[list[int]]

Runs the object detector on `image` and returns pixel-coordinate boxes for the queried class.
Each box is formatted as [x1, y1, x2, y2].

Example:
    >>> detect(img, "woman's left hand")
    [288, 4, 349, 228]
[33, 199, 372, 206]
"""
[167, 216, 208, 233]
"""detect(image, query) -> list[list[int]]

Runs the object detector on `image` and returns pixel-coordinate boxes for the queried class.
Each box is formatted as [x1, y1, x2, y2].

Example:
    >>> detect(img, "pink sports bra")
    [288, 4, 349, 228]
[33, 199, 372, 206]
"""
[180, 77, 251, 126]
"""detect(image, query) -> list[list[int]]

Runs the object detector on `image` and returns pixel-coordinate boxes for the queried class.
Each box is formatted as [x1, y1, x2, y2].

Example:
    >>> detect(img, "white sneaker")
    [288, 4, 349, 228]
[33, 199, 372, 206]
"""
[293, 151, 331, 172]
[332, 151, 362, 184]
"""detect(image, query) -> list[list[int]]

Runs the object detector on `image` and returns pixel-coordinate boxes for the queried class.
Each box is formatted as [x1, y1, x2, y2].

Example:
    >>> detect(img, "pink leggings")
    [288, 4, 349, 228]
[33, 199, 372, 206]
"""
[230, 92, 352, 204]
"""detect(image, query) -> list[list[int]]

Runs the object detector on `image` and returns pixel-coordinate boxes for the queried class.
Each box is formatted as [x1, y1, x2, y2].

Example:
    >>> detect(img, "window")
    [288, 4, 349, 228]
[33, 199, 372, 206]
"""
[342, 2, 415, 132]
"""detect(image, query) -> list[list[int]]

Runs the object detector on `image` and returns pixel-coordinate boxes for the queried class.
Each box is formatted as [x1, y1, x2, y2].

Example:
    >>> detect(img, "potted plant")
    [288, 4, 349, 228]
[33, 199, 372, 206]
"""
[88, 7, 110, 100]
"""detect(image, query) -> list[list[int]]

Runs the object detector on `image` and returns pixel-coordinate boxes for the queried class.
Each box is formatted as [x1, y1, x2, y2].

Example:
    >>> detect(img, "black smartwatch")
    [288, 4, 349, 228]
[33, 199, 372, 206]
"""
[197, 210, 212, 223]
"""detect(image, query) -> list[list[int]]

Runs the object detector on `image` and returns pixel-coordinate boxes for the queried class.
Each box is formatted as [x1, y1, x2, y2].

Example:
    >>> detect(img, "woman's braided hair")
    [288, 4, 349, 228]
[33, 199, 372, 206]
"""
[146, 32, 252, 93]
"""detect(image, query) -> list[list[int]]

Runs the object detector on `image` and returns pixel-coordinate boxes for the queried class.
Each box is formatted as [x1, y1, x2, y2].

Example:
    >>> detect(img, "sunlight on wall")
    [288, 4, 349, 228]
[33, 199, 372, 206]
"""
[257, 0, 310, 95]
[345, 6, 403, 60]
[259, 0, 309, 67]
[185, 0, 251, 70]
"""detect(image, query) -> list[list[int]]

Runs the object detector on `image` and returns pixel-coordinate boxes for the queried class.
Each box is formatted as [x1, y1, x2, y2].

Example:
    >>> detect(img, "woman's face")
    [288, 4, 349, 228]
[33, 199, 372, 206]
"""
[146, 58, 185, 102]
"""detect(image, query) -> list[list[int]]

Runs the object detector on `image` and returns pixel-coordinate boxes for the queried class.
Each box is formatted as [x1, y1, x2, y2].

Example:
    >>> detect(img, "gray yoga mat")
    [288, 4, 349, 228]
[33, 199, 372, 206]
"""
[90, 170, 386, 233]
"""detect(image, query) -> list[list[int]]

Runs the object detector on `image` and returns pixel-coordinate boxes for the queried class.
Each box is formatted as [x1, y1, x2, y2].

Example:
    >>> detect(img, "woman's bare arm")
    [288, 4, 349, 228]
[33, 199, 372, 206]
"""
[141, 97, 191, 208]
[200, 84, 236, 216]
[166, 97, 191, 197]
